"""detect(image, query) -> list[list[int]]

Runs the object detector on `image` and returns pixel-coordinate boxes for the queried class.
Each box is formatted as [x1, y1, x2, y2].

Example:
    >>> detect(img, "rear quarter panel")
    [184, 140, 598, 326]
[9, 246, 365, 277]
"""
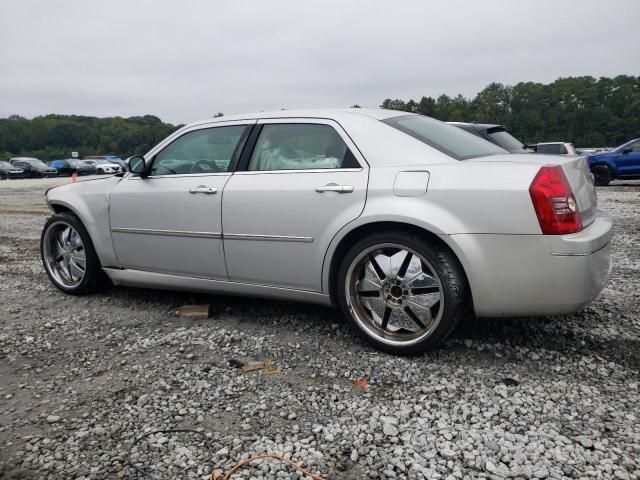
[322, 160, 543, 292]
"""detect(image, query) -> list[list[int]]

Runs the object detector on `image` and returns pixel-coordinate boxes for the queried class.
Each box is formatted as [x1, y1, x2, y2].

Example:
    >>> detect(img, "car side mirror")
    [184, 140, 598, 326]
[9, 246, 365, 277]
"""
[622, 147, 632, 155]
[127, 156, 147, 176]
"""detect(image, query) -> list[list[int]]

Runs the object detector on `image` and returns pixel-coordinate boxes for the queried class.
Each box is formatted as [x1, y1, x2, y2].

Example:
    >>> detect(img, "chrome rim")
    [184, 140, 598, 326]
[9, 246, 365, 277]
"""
[43, 221, 86, 288]
[345, 243, 443, 346]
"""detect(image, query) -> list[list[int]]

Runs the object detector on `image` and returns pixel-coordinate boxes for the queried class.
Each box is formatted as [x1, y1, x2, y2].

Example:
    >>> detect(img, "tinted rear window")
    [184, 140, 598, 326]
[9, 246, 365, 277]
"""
[383, 116, 506, 160]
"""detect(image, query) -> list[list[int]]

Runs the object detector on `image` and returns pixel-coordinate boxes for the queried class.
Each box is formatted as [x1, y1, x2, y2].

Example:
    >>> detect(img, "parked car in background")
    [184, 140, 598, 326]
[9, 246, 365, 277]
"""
[576, 147, 611, 156]
[0, 160, 25, 179]
[81, 159, 121, 174]
[587, 138, 640, 186]
[448, 122, 533, 153]
[84, 155, 126, 171]
[10, 157, 58, 178]
[49, 159, 76, 176]
[41, 109, 612, 355]
[66, 159, 97, 176]
[530, 142, 578, 155]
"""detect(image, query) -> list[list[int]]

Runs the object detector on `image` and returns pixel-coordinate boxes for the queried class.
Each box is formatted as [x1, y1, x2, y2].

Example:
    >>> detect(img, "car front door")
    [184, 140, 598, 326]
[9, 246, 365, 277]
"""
[617, 140, 640, 176]
[221, 119, 369, 291]
[108, 121, 253, 279]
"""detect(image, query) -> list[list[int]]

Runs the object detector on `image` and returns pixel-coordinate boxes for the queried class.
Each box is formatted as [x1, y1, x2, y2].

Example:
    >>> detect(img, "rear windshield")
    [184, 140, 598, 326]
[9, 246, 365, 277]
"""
[383, 115, 507, 160]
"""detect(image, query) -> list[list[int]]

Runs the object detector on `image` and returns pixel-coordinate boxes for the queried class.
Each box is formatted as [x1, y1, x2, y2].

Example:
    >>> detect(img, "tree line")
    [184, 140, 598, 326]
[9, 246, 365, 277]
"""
[380, 75, 639, 147]
[0, 114, 181, 161]
[1, 75, 638, 161]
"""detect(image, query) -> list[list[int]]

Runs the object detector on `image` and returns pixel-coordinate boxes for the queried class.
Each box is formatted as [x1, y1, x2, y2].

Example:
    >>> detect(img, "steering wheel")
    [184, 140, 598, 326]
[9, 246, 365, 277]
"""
[190, 159, 220, 174]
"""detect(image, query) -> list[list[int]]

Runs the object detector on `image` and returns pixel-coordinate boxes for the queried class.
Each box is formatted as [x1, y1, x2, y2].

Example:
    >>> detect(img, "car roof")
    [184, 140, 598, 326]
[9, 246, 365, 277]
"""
[185, 108, 413, 128]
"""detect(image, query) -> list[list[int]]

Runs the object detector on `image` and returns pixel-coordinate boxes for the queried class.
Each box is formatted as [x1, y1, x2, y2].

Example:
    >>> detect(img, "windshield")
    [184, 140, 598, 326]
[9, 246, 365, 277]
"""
[0, 161, 13, 168]
[383, 115, 507, 160]
[485, 127, 527, 152]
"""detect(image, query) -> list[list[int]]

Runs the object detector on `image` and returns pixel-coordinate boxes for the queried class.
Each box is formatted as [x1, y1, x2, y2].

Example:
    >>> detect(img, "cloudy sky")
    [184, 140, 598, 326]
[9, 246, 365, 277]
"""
[1, 0, 638, 124]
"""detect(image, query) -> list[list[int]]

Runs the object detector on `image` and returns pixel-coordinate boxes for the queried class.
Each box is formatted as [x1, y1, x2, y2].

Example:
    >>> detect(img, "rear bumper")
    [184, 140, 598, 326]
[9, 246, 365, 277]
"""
[446, 213, 613, 317]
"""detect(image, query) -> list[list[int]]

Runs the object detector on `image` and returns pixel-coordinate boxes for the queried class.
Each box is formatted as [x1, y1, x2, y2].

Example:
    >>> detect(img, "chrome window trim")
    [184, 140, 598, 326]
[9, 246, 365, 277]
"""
[126, 172, 232, 180]
[224, 233, 314, 243]
[111, 227, 222, 239]
[234, 168, 363, 176]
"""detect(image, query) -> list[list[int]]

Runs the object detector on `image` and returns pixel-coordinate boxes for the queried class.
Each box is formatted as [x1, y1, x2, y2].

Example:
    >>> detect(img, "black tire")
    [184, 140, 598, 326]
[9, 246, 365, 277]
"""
[40, 212, 105, 294]
[591, 165, 612, 186]
[97, 169, 104, 174]
[336, 231, 471, 355]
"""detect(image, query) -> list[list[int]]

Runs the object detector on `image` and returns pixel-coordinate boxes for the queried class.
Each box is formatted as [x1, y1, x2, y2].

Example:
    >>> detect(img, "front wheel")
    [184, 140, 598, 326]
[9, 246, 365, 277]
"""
[336, 232, 471, 355]
[591, 165, 612, 186]
[41, 213, 104, 294]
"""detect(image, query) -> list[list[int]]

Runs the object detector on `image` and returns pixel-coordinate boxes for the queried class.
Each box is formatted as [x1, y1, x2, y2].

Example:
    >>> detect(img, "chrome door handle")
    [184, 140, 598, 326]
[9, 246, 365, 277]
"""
[189, 185, 218, 194]
[315, 183, 354, 193]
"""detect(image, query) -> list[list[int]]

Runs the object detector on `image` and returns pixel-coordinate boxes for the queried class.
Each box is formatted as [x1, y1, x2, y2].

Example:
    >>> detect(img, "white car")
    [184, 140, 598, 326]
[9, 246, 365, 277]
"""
[41, 109, 612, 354]
[534, 142, 578, 155]
[81, 160, 120, 174]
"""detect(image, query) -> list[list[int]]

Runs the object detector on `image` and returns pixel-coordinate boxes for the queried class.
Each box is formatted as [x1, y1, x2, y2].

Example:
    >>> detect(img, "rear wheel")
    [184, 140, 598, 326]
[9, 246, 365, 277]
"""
[41, 213, 104, 294]
[336, 231, 471, 355]
[591, 165, 612, 186]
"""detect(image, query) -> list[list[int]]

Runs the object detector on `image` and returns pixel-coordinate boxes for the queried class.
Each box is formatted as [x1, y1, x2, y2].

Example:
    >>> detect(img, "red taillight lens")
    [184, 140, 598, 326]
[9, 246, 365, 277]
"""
[529, 165, 583, 235]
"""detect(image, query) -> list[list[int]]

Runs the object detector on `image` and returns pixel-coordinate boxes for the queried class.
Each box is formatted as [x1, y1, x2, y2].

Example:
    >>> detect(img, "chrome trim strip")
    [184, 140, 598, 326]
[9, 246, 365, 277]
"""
[111, 228, 311, 243]
[127, 172, 231, 180]
[224, 233, 314, 243]
[111, 227, 222, 239]
[234, 168, 362, 175]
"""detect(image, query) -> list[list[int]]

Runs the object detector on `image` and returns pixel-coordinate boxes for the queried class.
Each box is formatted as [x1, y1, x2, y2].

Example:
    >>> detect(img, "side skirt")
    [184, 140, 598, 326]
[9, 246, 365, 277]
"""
[102, 268, 333, 306]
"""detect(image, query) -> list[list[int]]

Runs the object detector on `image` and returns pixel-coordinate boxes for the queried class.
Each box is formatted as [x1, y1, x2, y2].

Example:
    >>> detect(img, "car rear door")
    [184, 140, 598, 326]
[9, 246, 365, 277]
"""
[108, 121, 253, 279]
[221, 119, 368, 292]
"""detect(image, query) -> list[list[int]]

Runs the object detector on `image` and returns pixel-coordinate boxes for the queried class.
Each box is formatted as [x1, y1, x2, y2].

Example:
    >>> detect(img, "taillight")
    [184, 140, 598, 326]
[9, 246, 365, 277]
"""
[529, 165, 583, 235]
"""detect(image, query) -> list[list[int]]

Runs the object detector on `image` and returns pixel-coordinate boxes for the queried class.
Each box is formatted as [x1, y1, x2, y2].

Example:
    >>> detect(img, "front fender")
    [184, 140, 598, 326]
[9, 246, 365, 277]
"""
[46, 177, 122, 267]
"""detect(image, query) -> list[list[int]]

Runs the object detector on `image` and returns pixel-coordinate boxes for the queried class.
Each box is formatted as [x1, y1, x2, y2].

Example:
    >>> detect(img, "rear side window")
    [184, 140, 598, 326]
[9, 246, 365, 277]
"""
[383, 115, 506, 160]
[248, 124, 359, 171]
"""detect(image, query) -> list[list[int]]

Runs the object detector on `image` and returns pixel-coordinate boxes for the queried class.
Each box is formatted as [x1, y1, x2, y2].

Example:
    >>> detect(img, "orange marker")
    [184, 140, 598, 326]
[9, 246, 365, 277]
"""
[71, 172, 78, 183]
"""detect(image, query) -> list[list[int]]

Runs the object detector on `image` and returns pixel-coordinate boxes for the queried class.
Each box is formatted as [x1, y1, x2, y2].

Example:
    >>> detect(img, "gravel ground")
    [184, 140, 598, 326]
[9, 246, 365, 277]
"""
[0, 177, 639, 480]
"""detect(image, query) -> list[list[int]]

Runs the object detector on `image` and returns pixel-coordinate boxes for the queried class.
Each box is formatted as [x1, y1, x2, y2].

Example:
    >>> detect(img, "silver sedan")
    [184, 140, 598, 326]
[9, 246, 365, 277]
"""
[41, 109, 613, 354]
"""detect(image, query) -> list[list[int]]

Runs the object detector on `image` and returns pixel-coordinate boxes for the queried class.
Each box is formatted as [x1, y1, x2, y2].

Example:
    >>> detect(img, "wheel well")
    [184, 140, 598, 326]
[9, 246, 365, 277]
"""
[327, 221, 473, 309]
[590, 162, 613, 171]
[50, 204, 74, 215]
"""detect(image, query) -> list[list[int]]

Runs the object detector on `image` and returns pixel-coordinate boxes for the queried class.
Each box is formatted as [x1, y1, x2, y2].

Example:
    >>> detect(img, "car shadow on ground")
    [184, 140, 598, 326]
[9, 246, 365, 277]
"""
[101, 284, 640, 372]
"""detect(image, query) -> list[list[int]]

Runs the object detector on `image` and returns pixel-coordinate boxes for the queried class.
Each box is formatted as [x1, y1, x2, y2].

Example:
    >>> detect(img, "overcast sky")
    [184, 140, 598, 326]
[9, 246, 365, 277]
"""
[1, 0, 638, 124]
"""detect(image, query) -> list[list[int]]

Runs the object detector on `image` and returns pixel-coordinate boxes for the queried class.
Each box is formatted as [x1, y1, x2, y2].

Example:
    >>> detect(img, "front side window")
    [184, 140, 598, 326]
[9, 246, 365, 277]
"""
[151, 125, 247, 176]
[383, 115, 506, 160]
[248, 123, 358, 171]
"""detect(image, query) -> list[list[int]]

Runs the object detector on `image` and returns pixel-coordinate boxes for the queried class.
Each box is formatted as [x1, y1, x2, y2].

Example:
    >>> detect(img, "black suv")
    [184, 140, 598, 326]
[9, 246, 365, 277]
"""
[9, 157, 58, 178]
[448, 122, 533, 153]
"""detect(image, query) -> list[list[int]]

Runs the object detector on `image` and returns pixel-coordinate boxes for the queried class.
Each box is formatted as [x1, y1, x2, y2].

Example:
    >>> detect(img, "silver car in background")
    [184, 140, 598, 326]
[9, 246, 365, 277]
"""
[41, 109, 612, 354]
